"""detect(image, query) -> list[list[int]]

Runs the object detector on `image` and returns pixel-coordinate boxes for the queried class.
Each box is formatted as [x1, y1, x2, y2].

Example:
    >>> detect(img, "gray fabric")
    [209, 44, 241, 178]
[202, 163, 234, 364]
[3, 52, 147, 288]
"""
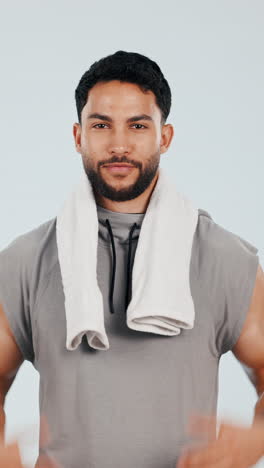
[0, 206, 259, 468]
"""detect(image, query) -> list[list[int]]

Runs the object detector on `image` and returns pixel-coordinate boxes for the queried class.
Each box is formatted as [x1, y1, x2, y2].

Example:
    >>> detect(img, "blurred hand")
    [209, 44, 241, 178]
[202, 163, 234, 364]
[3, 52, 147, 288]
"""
[0, 441, 23, 467]
[35, 452, 61, 468]
[34, 415, 62, 468]
[176, 413, 264, 468]
[0, 415, 62, 468]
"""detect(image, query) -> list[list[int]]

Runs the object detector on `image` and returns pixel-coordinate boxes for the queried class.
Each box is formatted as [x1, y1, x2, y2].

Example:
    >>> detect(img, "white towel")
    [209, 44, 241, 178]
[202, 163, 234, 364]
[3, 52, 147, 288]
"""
[56, 167, 199, 351]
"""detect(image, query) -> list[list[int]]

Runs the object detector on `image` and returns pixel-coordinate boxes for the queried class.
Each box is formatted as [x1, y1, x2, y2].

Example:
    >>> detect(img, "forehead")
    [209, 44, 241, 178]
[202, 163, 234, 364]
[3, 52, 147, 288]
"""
[82, 80, 160, 118]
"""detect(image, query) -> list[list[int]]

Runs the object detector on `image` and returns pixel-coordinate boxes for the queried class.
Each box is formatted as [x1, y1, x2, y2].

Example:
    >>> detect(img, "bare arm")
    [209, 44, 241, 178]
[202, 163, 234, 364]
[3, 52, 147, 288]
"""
[0, 305, 59, 467]
[232, 264, 264, 425]
[0, 303, 24, 442]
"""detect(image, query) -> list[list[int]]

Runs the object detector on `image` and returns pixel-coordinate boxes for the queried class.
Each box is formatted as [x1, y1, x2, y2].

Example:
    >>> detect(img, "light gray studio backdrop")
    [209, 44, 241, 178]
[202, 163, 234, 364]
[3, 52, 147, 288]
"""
[0, 1, 263, 467]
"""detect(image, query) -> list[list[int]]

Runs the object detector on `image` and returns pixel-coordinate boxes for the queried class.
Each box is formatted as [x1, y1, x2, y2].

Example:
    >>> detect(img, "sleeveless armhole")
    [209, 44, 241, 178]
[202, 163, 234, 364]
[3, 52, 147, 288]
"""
[0, 236, 35, 363]
[219, 233, 259, 355]
[196, 209, 259, 357]
[200, 210, 259, 357]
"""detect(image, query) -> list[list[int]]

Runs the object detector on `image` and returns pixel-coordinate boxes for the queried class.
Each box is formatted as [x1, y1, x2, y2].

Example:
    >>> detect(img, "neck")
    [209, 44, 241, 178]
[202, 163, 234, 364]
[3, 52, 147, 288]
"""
[94, 170, 159, 214]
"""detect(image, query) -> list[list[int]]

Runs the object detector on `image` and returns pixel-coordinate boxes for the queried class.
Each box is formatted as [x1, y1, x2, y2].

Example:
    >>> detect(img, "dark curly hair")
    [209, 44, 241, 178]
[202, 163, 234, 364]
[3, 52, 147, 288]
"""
[75, 50, 171, 126]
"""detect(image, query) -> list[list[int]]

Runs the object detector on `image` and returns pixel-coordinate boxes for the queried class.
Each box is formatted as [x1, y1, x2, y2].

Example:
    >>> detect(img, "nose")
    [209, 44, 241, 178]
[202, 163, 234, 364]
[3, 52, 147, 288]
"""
[109, 146, 129, 155]
[107, 129, 132, 155]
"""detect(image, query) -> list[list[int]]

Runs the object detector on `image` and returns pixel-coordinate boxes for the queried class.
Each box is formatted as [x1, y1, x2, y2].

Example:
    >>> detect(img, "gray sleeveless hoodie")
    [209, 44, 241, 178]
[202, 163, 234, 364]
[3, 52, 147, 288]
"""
[0, 205, 259, 468]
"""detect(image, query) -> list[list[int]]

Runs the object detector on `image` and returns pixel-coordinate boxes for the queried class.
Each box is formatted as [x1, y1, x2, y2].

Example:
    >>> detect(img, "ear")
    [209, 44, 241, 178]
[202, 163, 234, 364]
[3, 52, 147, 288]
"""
[73, 123, 82, 153]
[160, 123, 174, 154]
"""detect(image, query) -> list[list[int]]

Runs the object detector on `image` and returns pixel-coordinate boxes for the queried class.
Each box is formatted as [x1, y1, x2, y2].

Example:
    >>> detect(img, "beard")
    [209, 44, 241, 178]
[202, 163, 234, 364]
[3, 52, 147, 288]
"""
[82, 151, 160, 202]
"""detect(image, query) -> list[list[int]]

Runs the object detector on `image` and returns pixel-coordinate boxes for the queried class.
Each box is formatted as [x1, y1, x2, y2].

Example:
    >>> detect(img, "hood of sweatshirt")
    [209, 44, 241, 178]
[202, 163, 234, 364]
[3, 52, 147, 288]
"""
[96, 204, 145, 315]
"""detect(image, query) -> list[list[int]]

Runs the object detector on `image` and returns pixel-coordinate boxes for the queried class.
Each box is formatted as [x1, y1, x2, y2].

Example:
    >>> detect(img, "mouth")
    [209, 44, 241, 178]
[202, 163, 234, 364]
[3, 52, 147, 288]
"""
[102, 163, 136, 174]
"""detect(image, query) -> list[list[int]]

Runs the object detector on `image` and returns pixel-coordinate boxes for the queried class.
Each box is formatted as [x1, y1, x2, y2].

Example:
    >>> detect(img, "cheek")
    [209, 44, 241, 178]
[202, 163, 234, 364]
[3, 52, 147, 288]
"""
[136, 134, 159, 153]
[84, 132, 110, 156]
[141, 128, 160, 147]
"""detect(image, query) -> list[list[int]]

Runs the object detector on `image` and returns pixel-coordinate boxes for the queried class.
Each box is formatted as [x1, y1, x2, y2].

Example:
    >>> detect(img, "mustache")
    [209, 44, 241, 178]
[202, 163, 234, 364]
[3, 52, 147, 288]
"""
[98, 156, 142, 169]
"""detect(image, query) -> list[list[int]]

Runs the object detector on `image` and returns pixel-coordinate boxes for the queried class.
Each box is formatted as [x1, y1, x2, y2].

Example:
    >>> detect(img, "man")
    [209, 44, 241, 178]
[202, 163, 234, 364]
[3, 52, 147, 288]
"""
[0, 50, 264, 468]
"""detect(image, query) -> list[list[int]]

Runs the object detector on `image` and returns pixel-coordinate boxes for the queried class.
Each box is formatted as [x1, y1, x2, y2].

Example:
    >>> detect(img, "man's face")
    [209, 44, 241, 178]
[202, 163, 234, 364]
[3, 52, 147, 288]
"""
[73, 80, 170, 202]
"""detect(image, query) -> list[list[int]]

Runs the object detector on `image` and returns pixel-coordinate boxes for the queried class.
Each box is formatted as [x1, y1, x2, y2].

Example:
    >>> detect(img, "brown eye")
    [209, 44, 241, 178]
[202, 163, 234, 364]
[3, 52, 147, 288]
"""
[93, 123, 108, 128]
[132, 124, 146, 129]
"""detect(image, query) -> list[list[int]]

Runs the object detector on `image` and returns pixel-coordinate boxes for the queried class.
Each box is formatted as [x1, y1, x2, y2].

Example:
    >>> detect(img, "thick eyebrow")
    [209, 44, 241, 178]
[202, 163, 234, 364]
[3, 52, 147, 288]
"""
[87, 113, 154, 123]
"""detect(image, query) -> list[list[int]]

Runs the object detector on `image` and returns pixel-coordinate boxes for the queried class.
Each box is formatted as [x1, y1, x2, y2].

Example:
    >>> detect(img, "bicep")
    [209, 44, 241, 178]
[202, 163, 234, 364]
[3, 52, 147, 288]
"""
[0, 240, 35, 363]
[232, 264, 264, 391]
[0, 302, 24, 399]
